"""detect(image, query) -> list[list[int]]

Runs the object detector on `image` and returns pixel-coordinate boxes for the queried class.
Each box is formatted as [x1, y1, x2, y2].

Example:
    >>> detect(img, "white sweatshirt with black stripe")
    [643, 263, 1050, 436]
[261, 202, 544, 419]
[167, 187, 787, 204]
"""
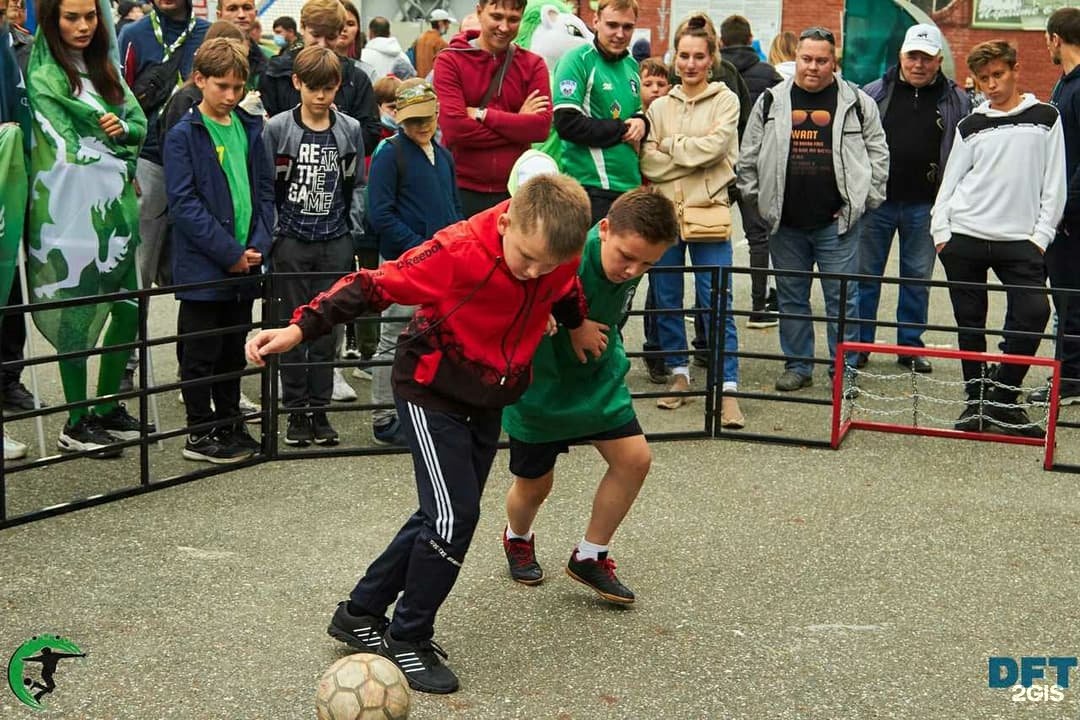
[931, 93, 1066, 250]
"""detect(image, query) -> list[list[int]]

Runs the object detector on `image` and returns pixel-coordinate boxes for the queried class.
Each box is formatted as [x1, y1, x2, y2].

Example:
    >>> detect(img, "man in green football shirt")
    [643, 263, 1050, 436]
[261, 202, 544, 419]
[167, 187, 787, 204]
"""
[500, 187, 678, 604]
[552, 0, 646, 224]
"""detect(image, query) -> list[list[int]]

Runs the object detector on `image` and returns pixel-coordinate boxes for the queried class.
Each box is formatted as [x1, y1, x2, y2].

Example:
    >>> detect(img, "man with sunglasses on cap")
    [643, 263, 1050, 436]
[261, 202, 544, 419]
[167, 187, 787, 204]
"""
[738, 26, 888, 394]
[856, 24, 969, 376]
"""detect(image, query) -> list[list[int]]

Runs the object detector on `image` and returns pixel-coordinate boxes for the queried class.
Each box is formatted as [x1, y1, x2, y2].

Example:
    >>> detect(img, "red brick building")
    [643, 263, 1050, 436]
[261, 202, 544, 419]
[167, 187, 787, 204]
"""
[624, 0, 1061, 98]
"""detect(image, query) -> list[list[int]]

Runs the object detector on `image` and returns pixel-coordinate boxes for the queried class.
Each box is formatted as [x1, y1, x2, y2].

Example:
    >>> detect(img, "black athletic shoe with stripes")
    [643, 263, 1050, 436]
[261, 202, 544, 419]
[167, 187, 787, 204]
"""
[327, 602, 389, 653]
[379, 633, 459, 694]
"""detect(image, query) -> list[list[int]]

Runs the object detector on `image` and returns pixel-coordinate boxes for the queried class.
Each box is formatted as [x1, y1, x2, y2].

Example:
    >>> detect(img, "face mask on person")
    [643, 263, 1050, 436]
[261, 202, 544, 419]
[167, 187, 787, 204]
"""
[273, 34, 287, 47]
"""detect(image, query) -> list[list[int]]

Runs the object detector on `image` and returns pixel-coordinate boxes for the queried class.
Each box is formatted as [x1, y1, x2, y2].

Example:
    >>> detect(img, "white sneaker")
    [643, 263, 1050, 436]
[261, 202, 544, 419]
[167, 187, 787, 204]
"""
[4, 433, 27, 460]
[239, 392, 261, 414]
[332, 368, 357, 402]
[352, 366, 373, 381]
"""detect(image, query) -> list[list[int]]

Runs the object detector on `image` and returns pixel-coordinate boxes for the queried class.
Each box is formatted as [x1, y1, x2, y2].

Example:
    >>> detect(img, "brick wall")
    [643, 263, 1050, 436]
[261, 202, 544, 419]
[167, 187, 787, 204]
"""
[618, 0, 1059, 98]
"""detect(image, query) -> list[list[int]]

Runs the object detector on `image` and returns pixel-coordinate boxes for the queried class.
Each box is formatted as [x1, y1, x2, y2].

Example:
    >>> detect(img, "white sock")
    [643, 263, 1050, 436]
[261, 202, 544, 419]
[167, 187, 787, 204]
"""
[672, 367, 690, 379]
[576, 538, 608, 561]
[505, 525, 532, 541]
[722, 381, 738, 393]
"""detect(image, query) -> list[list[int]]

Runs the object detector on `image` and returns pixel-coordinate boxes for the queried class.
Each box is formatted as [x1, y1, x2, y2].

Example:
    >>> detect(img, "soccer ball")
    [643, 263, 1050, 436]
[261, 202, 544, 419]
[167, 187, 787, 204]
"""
[316, 653, 411, 720]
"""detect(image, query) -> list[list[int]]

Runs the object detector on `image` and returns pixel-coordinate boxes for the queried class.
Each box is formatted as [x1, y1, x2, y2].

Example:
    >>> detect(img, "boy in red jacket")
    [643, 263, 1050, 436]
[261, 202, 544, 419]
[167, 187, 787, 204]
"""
[432, 0, 552, 216]
[246, 175, 601, 694]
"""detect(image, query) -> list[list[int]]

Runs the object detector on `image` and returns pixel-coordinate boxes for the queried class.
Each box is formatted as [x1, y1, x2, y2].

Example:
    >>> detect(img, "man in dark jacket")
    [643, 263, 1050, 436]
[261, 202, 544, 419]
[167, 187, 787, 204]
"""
[216, 0, 268, 89]
[258, 0, 380, 155]
[1036, 8, 1080, 404]
[721, 14, 782, 327]
[858, 24, 970, 375]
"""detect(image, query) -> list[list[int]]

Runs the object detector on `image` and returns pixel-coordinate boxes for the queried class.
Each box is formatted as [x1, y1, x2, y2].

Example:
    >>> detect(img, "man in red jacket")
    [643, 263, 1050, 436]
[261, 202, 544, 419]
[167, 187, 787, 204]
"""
[246, 175, 603, 694]
[433, 0, 553, 216]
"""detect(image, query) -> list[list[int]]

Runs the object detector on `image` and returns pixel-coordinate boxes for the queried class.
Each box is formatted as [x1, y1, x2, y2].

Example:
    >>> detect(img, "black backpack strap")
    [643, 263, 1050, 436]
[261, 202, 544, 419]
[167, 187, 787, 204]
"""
[761, 88, 773, 125]
[846, 81, 865, 126]
[386, 135, 406, 195]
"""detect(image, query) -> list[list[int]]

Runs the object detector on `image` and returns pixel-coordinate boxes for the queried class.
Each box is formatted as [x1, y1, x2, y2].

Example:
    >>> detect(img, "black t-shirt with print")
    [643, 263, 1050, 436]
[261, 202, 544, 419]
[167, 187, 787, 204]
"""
[277, 108, 348, 242]
[781, 82, 844, 231]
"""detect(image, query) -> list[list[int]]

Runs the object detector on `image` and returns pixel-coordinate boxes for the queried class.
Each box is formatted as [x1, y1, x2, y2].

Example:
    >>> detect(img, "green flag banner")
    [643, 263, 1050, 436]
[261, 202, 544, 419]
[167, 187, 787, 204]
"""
[0, 124, 26, 306]
[25, 25, 146, 352]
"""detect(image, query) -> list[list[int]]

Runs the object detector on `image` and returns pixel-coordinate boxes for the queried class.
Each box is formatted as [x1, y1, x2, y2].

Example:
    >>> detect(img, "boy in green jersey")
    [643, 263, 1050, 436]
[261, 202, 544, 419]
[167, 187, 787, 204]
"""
[501, 186, 678, 604]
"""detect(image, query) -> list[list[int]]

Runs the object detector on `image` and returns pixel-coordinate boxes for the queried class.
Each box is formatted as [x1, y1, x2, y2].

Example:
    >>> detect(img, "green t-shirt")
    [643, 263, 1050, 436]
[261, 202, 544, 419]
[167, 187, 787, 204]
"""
[203, 112, 252, 246]
[552, 44, 642, 193]
[502, 225, 639, 443]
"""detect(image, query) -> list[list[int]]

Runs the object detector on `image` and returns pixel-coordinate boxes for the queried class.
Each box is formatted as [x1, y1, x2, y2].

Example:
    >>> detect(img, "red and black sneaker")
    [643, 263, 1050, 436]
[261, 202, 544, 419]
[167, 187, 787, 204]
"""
[502, 528, 544, 585]
[566, 549, 635, 604]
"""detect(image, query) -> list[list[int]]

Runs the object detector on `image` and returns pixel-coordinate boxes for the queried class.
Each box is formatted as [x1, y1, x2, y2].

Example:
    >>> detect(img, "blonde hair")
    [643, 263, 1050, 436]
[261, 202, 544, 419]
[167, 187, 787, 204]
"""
[508, 175, 591, 260]
[596, 0, 639, 19]
[193, 37, 250, 81]
[300, 0, 346, 40]
[768, 31, 797, 65]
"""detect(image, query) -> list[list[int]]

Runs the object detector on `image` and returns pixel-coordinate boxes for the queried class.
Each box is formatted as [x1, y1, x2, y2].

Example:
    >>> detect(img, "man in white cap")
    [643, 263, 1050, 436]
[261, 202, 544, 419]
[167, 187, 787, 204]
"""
[415, 8, 455, 77]
[857, 24, 970, 374]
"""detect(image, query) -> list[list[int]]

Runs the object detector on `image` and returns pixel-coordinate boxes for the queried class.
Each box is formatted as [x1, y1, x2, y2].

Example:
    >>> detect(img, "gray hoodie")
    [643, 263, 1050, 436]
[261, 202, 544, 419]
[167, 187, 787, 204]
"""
[737, 76, 889, 235]
[361, 36, 415, 80]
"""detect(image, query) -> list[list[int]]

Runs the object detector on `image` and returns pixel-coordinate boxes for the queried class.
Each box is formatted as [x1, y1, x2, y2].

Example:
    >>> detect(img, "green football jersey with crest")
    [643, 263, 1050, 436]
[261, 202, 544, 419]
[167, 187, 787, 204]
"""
[552, 44, 642, 193]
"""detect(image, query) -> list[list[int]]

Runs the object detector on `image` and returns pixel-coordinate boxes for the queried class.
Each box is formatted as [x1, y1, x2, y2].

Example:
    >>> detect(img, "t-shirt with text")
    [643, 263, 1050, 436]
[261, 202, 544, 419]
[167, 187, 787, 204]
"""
[276, 109, 347, 241]
[781, 83, 843, 231]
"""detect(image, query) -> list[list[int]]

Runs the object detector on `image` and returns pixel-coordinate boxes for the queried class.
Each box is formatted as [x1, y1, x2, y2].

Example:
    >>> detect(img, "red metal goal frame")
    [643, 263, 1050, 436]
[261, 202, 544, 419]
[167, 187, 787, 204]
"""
[831, 342, 1062, 470]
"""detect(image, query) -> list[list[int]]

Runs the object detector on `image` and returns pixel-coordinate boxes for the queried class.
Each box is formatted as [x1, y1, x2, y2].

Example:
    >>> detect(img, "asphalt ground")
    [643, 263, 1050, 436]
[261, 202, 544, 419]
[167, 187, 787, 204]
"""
[2, 230, 1079, 719]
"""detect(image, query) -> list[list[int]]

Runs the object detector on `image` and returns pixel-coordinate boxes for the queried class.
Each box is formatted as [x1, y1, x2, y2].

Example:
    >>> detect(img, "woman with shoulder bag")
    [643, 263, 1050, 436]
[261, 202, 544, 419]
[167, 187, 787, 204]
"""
[641, 13, 743, 427]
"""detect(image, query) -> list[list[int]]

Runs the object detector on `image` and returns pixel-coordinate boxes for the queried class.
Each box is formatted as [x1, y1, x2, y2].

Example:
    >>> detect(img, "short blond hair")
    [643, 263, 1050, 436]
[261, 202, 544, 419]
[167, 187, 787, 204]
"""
[300, 0, 345, 39]
[193, 37, 250, 81]
[508, 175, 590, 260]
[597, 0, 639, 19]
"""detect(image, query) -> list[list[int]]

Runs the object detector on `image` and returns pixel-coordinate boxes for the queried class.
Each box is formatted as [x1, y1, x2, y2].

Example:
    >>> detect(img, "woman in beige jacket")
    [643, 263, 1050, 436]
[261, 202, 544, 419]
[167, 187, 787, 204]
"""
[641, 13, 744, 427]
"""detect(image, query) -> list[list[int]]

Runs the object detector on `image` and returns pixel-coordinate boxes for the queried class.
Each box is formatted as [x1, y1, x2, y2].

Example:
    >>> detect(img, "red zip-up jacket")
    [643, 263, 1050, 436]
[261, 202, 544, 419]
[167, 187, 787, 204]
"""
[433, 31, 553, 194]
[291, 202, 586, 415]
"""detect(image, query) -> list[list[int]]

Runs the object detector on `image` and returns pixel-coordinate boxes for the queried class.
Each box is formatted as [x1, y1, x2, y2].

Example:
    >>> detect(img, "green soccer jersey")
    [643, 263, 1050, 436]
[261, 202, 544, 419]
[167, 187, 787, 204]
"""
[503, 225, 639, 443]
[552, 43, 642, 193]
[204, 112, 252, 246]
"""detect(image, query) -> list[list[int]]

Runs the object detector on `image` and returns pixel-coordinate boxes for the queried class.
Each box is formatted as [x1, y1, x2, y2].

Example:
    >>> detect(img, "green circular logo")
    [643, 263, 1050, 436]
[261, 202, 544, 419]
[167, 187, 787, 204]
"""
[7, 635, 85, 710]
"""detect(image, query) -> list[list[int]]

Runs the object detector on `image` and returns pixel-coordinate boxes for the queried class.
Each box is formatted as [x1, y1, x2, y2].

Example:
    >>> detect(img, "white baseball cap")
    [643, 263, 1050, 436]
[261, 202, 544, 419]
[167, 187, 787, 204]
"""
[429, 9, 457, 22]
[901, 24, 943, 56]
[507, 150, 560, 197]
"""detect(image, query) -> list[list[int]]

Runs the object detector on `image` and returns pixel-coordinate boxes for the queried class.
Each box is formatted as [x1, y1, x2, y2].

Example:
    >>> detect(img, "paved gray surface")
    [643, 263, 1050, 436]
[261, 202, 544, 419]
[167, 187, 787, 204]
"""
[2, 230, 1079, 718]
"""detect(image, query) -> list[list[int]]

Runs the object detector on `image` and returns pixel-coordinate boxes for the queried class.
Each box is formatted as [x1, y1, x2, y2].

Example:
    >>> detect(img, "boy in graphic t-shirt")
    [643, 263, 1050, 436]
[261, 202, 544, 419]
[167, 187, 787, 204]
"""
[263, 45, 368, 447]
[164, 38, 275, 463]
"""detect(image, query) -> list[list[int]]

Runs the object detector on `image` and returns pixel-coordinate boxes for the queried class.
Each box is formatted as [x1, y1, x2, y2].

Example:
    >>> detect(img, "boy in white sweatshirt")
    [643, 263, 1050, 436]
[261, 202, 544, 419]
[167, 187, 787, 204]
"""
[931, 40, 1066, 437]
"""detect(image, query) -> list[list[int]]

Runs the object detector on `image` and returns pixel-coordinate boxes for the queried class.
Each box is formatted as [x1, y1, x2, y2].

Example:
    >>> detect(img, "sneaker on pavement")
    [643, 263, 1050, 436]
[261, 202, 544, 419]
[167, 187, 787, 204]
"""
[332, 368, 358, 402]
[118, 368, 136, 394]
[239, 392, 261, 417]
[983, 391, 1045, 439]
[1028, 381, 1080, 406]
[4, 433, 27, 460]
[352, 366, 373, 381]
[182, 432, 254, 464]
[58, 415, 123, 458]
[97, 403, 157, 441]
[643, 356, 669, 384]
[218, 423, 261, 453]
[502, 529, 543, 585]
[379, 633, 459, 694]
[954, 401, 984, 432]
[327, 601, 389, 653]
[373, 417, 406, 446]
[2, 381, 43, 412]
[746, 304, 779, 329]
[285, 412, 313, 446]
[775, 370, 813, 392]
[566, 549, 635, 604]
[311, 411, 340, 445]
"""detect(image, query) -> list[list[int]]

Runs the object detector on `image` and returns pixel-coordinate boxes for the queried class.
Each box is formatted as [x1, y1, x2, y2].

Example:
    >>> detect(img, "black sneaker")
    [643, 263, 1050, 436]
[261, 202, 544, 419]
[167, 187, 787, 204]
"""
[285, 412, 313, 446]
[565, 549, 635, 604]
[2, 381, 42, 412]
[954, 401, 984, 432]
[373, 417, 406, 446]
[97, 403, 157, 441]
[182, 432, 254, 464]
[643, 357, 669, 384]
[692, 350, 709, 368]
[219, 423, 261, 453]
[118, 368, 136, 394]
[1028, 381, 1080, 406]
[983, 392, 1045, 439]
[57, 415, 123, 458]
[379, 633, 459, 694]
[311, 411, 339, 445]
[327, 601, 389, 653]
[502, 528, 543, 585]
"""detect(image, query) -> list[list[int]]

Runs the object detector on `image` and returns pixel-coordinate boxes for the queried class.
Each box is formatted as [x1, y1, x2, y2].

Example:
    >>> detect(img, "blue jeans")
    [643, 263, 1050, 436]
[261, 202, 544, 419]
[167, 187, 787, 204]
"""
[857, 200, 934, 348]
[651, 240, 739, 385]
[770, 222, 859, 377]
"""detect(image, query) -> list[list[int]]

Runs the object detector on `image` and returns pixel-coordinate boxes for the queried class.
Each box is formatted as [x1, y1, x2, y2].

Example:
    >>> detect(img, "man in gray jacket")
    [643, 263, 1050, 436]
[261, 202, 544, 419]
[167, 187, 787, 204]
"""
[737, 26, 889, 392]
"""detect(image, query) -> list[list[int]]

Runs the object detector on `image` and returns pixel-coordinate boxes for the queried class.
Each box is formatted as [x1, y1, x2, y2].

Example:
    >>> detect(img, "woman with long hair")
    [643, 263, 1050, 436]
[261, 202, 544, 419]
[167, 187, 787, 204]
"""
[768, 30, 797, 80]
[338, 1, 377, 82]
[26, 0, 149, 456]
[641, 13, 744, 426]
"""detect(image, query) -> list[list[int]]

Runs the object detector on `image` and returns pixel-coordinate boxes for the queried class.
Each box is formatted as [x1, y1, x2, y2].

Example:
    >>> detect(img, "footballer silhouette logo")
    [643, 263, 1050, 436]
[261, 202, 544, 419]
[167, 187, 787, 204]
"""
[7, 635, 86, 710]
